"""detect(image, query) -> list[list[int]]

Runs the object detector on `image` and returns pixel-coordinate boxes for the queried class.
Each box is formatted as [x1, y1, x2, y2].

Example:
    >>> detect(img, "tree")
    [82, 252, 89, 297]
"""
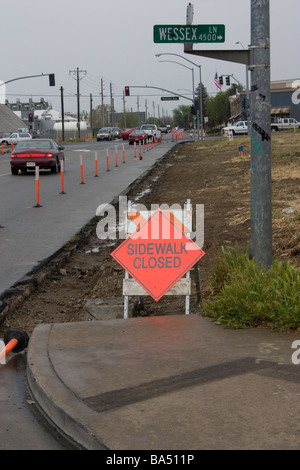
[118, 112, 139, 129]
[90, 104, 112, 129]
[173, 105, 193, 129]
[204, 85, 241, 127]
[194, 83, 208, 118]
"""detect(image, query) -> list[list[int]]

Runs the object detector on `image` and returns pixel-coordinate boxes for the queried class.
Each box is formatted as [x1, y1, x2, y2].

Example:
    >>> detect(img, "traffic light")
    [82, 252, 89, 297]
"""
[28, 125, 32, 130]
[219, 76, 223, 85]
[226, 76, 230, 86]
[49, 73, 55, 86]
[125, 86, 130, 96]
[190, 105, 196, 115]
[28, 113, 33, 122]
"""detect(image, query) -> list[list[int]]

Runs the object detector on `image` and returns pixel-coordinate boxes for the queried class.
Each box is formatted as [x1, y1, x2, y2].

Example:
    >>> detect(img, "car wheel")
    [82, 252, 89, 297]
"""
[11, 167, 18, 175]
[51, 158, 59, 174]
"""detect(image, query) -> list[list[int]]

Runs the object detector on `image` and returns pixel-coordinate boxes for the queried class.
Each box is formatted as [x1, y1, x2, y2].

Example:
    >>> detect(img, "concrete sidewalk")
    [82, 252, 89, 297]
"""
[27, 314, 300, 450]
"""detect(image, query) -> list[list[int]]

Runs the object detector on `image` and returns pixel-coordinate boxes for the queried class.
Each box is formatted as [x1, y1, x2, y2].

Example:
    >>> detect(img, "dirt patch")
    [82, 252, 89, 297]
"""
[1, 133, 299, 336]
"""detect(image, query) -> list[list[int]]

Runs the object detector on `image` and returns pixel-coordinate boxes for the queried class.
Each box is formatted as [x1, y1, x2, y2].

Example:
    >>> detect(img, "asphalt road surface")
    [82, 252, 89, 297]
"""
[0, 135, 180, 449]
[0, 354, 77, 449]
[0, 136, 177, 296]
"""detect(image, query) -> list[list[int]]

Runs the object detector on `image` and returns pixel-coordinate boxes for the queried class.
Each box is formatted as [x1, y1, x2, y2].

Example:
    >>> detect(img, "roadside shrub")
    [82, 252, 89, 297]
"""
[202, 244, 300, 331]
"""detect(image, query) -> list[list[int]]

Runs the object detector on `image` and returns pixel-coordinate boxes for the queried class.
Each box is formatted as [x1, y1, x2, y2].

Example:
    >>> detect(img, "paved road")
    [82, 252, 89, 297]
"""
[0, 136, 178, 296]
[0, 353, 76, 449]
[0, 134, 185, 450]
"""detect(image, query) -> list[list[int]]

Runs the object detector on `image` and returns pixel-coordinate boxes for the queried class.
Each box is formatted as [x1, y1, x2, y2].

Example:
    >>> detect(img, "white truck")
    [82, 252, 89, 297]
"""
[222, 121, 248, 136]
[0, 132, 32, 146]
[140, 124, 161, 140]
[271, 117, 300, 132]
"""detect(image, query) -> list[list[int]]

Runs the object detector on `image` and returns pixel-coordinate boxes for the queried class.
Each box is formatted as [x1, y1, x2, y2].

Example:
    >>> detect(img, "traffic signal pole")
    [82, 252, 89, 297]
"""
[184, 0, 272, 268]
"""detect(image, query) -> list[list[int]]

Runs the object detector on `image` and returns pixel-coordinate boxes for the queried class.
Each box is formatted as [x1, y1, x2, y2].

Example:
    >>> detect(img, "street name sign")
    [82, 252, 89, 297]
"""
[161, 96, 179, 101]
[111, 209, 205, 301]
[153, 24, 225, 43]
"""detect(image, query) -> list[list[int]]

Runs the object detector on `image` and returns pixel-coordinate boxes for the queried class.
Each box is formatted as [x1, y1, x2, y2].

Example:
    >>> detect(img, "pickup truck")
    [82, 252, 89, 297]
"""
[140, 124, 161, 140]
[158, 124, 170, 134]
[271, 118, 300, 131]
[0, 132, 32, 146]
[222, 121, 248, 136]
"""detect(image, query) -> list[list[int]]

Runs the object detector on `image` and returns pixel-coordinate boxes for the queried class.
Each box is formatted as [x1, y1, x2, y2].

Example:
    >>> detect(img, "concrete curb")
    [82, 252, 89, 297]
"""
[26, 324, 108, 450]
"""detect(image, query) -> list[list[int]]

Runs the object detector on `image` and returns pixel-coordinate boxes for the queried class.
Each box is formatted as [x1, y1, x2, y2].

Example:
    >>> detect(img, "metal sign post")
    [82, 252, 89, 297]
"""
[249, 0, 272, 267]
[182, 0, 272, 268]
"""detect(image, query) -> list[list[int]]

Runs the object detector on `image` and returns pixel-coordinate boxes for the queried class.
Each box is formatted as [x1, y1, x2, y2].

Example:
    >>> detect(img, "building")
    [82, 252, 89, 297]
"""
[5, 99, 88, 140]
[0, 103, 26, 137]
[270, 79, 300, 122]
[228, 78, 300, 123]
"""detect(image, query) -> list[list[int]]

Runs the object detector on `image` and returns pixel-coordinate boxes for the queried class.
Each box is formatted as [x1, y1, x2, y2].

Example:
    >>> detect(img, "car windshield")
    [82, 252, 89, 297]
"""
[141, 125, 155, 130]
[16, 140, 52, 149]
[99, 128, 110, 132]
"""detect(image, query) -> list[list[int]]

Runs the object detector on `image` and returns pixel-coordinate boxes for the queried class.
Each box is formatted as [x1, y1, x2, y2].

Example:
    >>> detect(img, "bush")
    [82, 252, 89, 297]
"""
[202, 244, 300, 331]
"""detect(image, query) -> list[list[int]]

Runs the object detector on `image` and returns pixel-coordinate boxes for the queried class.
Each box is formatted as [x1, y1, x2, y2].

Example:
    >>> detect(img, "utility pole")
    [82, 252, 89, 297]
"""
[110, 82, 114, 127]
[123, 90, 126, 129]
[101, 79, 104, 127]
[60, 86, 65, 142]
[90, 93, 93, 137]
[69, 67, 87, 139]
[184, 1, 272, 268]
[249, 0, 272, 267]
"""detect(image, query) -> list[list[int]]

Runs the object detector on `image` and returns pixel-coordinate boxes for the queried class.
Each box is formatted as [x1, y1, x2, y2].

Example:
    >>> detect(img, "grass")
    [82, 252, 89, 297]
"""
[202, 244, 300, 331]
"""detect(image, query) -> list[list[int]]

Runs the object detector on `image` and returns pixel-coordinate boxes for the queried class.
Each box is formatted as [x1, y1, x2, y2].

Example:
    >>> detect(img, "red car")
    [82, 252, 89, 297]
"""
[10, 139, 65, 175]
[128, 129, 148, 145]
[121, 128, 137, 140]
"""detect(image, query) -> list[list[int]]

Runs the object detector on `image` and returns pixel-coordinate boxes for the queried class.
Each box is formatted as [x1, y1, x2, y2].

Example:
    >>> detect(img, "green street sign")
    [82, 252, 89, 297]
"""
[153, 24, 225, 43]
[161, 96, 179, 101]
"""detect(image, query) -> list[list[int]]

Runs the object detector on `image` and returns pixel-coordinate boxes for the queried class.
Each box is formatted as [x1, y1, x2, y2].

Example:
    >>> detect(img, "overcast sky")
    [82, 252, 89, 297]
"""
[1, 0, 299, 119]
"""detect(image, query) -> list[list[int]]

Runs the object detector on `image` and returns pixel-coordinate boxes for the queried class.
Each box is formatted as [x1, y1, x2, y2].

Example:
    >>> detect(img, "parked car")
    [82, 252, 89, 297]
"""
[128, 129, 148, 145]
[112, 127, 122, 139]
[121, 128, 137, 140]
[10, 139, 64, 175]
[96, 127, 113, 141]
[271, 117, 300, 131]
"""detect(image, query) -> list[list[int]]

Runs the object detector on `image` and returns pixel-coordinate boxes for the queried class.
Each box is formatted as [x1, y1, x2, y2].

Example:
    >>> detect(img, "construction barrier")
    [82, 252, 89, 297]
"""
[22, 131, 172, 210]
[94, 151, 99, 177]
[33, 166, 42, 207]
[60, 159, 66, 194]
[0, 328, 29, 364]
[80, 155, 85, 184]
[106, 149, 110, 171]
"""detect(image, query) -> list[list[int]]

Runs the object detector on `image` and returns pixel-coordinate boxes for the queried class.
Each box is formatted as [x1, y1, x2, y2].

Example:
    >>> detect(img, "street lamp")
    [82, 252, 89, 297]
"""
[158, 59, 196, 133]
[155, 52, 203, 139]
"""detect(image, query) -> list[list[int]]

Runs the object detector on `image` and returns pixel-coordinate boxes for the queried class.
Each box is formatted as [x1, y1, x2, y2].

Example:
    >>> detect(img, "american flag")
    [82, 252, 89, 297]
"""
[214, 72, 222, 90]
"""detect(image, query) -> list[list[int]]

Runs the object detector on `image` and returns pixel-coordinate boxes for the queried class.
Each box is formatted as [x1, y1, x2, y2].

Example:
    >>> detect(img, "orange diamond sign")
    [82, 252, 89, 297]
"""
[111, 209, 205, 301]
